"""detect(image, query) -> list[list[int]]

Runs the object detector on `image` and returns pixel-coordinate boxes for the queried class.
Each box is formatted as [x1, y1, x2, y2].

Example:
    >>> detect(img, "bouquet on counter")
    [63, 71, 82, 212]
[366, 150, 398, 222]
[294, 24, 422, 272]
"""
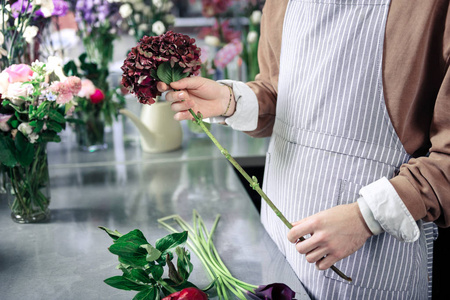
[0, 57, 80, 222]
[101, 210, 297, 299]
[120, 30, 351, 283]
[0, 0, 70, 68]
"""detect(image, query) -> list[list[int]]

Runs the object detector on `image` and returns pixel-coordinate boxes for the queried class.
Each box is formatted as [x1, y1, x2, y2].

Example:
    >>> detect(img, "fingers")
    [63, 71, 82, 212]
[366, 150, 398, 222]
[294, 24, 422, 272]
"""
[287, 218, 313, 243]
[169, 76, 206, 91]
[156, 81, 170, 93]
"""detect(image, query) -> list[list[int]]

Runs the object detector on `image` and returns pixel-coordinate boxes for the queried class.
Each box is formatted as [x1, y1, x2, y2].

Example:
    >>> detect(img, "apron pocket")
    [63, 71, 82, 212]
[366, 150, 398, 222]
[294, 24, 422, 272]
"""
[323, 179, 417, 293]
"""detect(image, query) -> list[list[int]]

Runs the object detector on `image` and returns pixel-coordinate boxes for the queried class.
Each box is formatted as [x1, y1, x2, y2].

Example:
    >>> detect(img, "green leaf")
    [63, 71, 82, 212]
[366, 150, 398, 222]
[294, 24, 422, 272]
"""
[99, 226, 123, 241]
[46, 121, 63, 133]
[14, 131, 34, 167]
[149, 265, 164, 281]
[155, 231, 188, 254]
[133, 287, 157, 300]
[38, 131, 60, 143]
[48, 110, 65, 123]
[10, 120, 19, 128]
[116, 229, 149, 245]
[176, 247, 193, 281]
[33, 120, 44, 133]
[0, 135, 17, 167]
[128, 269, 152, 284]
[156, 62, 189, 85]
[104, 276, 148, 291]
[140, 244, 161, 262]
[109, 242, 147, 259]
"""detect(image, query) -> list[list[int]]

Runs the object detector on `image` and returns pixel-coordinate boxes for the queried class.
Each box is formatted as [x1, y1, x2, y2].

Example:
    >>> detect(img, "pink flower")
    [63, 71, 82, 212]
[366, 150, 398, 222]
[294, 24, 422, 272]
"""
[5, 64, 33, 83]
[56, 93, 73, 104]
[0, 113, 12, 132]
[198, 20, 241, 44]
[64, 76, 81, 95]
[50, 81, 71, 95]
[90, 89, 105, 104]
[214, 39, 243, 69]
[201, 0, 233, 17]
[77, 79, 97, 98]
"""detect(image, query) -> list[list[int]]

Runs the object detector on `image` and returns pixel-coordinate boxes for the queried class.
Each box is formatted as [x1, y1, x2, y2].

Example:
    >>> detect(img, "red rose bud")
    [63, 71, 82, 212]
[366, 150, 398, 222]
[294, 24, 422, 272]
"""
[162, 287, 208, 300]
[90, 89, 105, 104]
[247, 283, 296, 300]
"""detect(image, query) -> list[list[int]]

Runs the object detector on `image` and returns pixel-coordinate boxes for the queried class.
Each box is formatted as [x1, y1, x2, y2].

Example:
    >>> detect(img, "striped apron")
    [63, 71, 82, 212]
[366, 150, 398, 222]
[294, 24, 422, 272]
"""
[260, 1, 437, 299]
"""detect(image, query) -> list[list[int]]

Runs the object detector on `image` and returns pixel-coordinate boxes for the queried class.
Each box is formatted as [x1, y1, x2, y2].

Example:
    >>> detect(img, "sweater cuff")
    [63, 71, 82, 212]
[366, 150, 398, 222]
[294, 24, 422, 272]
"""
[208, 80, 258, 131]
[359, 177, 420, 242]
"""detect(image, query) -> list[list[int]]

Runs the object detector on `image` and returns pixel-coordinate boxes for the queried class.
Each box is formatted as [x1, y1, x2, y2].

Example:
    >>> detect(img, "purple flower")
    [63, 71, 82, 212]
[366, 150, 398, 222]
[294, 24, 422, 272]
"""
[247, 283, 297, 300]
[11, 0, 68, 18]
[75, 0, 121, 28]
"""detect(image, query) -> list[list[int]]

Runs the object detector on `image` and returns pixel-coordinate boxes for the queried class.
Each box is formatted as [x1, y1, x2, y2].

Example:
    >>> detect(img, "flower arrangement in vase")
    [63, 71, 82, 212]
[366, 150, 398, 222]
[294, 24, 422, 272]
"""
[0, 0, 69, 68]
[0, 58, 81, 223]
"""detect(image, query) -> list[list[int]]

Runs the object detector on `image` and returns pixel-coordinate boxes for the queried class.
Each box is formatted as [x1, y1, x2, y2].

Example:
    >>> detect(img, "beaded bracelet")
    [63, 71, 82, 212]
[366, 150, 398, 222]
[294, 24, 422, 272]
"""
[222, 85, 233, 116]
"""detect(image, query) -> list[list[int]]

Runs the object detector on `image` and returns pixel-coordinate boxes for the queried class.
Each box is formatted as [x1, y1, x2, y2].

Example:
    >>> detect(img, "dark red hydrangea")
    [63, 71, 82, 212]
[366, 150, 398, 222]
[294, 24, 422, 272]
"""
[121, 31, 202, 105]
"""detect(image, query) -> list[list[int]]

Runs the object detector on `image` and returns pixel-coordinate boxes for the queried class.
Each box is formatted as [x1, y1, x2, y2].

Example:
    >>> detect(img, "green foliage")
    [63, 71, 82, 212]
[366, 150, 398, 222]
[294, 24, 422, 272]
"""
[100, 227, 198, 300]
[152, 62, 189, 86]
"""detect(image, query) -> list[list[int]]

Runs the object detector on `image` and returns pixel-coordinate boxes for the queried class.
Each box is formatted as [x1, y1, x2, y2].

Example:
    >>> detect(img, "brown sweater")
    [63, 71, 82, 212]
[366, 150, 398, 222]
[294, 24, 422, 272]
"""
[246, 0, 450, 227]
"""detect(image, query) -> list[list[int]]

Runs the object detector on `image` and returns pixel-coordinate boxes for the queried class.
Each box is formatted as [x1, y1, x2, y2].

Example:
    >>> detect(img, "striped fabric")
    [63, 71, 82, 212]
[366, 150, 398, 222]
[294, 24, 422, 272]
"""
[260, 0, 436, 299]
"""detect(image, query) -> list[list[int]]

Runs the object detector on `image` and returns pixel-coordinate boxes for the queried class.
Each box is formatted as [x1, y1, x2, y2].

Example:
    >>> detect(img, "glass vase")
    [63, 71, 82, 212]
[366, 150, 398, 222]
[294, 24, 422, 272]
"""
[7, 144, 51, 223]
[75, 112, 107, 152]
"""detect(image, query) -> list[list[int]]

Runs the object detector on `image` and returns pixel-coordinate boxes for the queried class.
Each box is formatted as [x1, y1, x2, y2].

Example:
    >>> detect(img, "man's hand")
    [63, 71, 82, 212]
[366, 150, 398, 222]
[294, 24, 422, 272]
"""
[287, 202, 373, 270]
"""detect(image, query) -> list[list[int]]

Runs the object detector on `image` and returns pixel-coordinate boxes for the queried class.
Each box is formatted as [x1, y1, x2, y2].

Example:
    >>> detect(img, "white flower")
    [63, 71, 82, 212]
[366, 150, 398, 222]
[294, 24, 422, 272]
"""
[164, 14, 175, 25]
[205, 35, 221, 47]
[3, 82, 31, 105]
[152, 0, 163, 8]
[32, 59, 45, 69]
[28, 132, 39, 143]
[250, 10, 262, 24]
[18, 122, 33, 135]
[33, 0, 54, 17]
[142, 7, 152, 17]
[133, 3, 145, 12]
[0, 72, 10, 95]
[152, 21, 165, 35]
[128, 28, 136, 36]
[162, 1, 174, 11]
[0, 31, 4, 44]
[138, 23, 148, 32]
[247, 31, 258, 44]
[119, 3, 133, 19]
[45, 56, 66, 80]
[0, 11, 9, 25]
[23, 26, 39, 44]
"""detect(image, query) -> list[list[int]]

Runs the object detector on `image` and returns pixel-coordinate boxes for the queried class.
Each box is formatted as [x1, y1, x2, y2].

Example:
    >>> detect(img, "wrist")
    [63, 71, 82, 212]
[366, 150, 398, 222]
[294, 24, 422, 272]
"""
[220, 84, 235, 117]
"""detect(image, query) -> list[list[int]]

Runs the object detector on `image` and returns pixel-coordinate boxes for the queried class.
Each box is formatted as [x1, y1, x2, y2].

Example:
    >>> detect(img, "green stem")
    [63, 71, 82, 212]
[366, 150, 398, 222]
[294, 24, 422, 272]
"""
[187, 109, 352, 283]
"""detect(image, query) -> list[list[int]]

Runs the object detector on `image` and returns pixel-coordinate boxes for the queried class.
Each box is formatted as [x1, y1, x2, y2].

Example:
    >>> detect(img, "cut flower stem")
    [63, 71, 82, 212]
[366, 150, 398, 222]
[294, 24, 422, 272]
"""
[158, 211, 257, 300]
[187, 108, 352, 283]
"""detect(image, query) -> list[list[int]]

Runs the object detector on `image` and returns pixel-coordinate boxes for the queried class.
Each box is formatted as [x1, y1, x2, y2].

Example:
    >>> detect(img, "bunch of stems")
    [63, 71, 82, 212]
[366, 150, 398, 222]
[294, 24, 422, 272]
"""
[158, 211, 258, 300]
